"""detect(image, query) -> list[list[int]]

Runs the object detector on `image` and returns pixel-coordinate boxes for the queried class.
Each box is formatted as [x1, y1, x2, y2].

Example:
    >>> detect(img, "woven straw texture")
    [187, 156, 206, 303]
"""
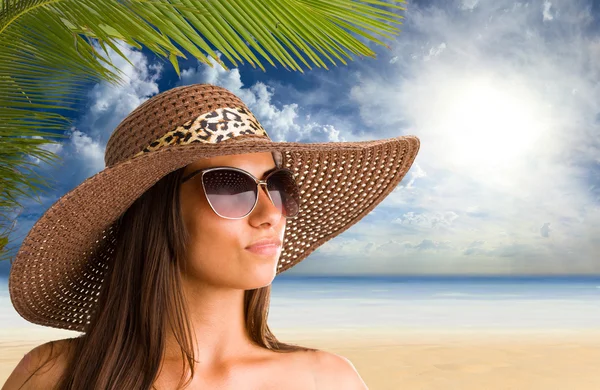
[8, 84, 420, 332]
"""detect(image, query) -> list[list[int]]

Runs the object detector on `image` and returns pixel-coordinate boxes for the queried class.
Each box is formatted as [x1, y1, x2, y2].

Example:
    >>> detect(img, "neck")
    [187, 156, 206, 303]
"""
[161, 277, 257, 367]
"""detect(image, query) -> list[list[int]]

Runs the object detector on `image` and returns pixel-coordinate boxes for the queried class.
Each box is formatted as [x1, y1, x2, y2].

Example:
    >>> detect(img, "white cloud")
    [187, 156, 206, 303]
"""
[31, 136, 64, 154]
[413, 238, 453, 251]
[424, 42, 447, 61]
[543, 1, 554, 21]
[28, 136, 64, 165]
[461, 0, 480, 10]
[61, 40, 164, 178]
[463, 240, 486, 255]
[176, 53, 347, 144]
[540, 222, 551, 237]
[402, 162, 426, 189]
[393, 211, 459, 231]
[82, 40, 162, 145]
[67, 129, 105, 174]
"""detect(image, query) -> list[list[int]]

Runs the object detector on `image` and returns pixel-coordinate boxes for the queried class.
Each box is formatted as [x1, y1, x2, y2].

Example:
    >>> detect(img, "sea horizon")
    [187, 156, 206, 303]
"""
[2, 274, 600, 333]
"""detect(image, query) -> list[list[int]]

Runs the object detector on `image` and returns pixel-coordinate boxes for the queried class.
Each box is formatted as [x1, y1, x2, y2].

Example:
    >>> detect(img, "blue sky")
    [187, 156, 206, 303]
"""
[2, 0, 600, 278]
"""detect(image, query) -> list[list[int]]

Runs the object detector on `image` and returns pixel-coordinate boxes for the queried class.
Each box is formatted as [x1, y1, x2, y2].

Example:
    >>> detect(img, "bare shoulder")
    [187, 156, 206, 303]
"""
[311, 350, 368, 390]
[2, 338, 74, 390]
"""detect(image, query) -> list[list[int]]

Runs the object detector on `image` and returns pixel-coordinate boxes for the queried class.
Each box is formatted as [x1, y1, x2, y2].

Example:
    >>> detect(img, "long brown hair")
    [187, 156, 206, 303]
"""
[21, 164, 315, 390]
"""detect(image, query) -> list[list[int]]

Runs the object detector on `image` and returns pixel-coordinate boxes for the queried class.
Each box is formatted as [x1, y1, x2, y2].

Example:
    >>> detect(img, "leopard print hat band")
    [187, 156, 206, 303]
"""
[104, 85, 273, 167]
[131, 105, 282, 168]
[8, 83, 421, 331]
[132, 106, 269, 157]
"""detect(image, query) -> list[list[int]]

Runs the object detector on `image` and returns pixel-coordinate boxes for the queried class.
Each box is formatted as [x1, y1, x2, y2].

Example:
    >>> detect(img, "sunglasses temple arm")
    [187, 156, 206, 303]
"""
[182, 170, 203, 183]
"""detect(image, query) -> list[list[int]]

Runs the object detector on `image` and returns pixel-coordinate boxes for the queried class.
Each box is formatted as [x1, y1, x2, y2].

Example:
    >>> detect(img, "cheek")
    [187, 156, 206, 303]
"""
[182, 197, 242, 276]
[181, 181, 216, 240]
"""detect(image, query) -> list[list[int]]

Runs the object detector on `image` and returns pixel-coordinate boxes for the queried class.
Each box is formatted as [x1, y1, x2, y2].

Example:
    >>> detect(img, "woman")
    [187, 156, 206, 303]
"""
[4, 84, 420, 389]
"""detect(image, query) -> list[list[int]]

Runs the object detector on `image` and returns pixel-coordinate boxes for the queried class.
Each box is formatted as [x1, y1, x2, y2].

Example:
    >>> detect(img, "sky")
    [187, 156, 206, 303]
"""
[2, 0, 600, 278]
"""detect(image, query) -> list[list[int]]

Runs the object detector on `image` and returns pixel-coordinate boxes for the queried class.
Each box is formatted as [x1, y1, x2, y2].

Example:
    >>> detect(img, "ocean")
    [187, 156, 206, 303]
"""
[2, 276, 600, 332]
[269, 275, 600, 331]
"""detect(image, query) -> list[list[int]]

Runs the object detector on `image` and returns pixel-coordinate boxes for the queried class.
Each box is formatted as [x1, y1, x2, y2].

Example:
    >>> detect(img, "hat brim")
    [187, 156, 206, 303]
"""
[8, 135, 420, 331]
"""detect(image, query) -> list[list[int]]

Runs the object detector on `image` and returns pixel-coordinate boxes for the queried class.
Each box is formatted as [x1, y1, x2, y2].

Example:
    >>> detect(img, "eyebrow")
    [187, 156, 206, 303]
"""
[262, 166, 279, 177]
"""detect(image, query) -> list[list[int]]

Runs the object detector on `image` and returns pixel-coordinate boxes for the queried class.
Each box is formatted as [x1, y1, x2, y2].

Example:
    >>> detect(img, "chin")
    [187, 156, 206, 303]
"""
[242, 268, 277, 290]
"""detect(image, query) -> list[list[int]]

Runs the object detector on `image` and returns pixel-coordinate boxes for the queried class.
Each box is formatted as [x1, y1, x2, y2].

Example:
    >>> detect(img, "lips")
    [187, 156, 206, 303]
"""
[245, 237, 282, 250]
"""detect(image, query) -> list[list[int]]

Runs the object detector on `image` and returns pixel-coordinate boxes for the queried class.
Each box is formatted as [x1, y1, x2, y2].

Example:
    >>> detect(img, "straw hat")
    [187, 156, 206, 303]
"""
[8, 83, 420, 332]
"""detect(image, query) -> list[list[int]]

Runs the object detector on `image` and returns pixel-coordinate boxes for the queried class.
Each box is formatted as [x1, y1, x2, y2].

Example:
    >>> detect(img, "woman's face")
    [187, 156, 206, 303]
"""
[178, 152, 286, 290]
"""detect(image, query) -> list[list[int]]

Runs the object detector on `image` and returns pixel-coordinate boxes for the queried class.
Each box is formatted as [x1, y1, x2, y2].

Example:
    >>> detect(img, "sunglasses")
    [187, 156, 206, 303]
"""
[181, 166, 301, 219]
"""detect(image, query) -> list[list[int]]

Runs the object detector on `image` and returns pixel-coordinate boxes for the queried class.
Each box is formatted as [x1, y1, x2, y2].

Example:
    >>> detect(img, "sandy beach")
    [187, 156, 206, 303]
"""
[2, 327, 600, 389]
[282, 328, 600, 390]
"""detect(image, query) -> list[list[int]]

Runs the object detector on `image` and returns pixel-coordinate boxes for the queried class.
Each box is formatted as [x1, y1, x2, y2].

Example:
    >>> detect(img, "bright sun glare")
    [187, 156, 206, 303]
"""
[438, 78, 545, 173]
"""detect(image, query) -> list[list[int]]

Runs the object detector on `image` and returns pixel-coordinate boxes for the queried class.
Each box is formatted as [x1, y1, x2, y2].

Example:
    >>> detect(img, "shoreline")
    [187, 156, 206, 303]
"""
[3, 326, 599, 347]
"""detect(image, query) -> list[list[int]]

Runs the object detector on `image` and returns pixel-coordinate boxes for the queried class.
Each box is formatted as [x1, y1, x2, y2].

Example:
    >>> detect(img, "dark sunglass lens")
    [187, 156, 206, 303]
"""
[267, 170, 300, 217]
[202, 170, 257, 218]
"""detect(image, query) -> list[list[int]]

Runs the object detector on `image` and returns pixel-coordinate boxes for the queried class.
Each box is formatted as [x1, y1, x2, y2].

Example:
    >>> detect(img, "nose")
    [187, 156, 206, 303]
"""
[250, 183, 282, 223]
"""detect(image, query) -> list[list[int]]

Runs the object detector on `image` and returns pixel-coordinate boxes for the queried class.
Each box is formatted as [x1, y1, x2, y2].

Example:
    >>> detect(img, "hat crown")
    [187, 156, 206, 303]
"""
[104, 84, 272, 167]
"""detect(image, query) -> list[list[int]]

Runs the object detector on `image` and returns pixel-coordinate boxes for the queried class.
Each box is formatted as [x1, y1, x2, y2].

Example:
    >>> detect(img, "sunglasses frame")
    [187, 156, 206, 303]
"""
[181, 166, 300, 220]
